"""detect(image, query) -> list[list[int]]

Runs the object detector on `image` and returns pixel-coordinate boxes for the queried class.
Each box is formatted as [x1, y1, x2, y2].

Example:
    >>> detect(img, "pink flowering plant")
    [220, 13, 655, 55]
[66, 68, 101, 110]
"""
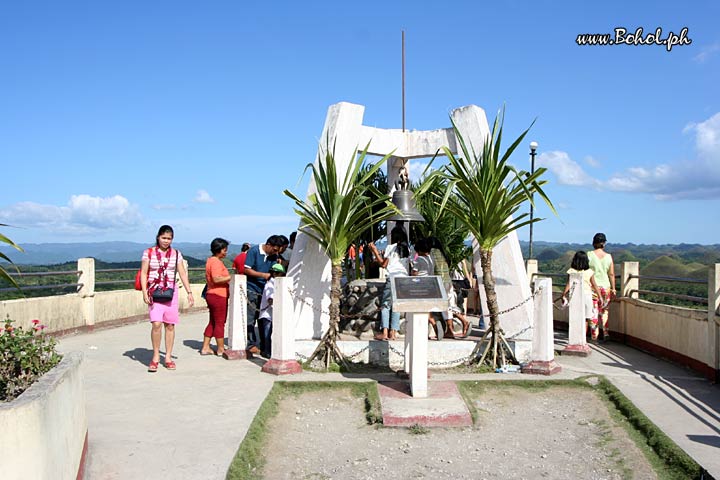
[0, 316, 62, 401]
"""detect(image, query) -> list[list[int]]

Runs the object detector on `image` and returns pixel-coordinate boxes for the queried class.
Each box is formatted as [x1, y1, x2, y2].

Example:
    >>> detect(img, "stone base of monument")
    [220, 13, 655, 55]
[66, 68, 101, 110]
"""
[521, 360, 562, 375]
[378, 381, 472, 427]
[222, 349, 248, 360]
[562, 344, 592, 357]
[261, 359, 303, 375]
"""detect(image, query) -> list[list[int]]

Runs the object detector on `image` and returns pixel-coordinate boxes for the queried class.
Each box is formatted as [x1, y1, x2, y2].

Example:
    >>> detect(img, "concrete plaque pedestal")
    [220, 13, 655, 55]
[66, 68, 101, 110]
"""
[378, 381, 472, 427]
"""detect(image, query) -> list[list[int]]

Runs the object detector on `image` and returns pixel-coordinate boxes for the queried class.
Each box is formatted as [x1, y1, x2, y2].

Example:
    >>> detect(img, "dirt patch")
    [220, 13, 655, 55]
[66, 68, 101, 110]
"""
[262, 385, 657, 480]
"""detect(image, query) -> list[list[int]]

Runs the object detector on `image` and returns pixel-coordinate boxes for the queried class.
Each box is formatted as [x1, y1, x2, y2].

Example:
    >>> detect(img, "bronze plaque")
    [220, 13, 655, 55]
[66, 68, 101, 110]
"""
[393, 276, 444, 300]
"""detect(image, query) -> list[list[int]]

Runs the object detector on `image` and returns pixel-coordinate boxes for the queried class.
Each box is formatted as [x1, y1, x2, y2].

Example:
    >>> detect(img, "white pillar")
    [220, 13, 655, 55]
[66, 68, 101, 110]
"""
[262, 277, 302, 375]
[526, 259, 538, 284]
[563, 272, 591, 356]
[408, 312, 428, 397]
[522, 277, 561, 374]
[224, 274, 248, 360]
[708, 264, 720, 381]
[622, 262, 639, 299]
[403, 317, 413, 376]
[77, 258, 95, 329]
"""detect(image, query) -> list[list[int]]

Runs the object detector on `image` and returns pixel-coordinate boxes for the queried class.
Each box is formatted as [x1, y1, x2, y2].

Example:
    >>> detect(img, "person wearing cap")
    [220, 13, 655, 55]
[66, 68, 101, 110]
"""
[258, 263, 286, 358]
[588, 232, 615, 342]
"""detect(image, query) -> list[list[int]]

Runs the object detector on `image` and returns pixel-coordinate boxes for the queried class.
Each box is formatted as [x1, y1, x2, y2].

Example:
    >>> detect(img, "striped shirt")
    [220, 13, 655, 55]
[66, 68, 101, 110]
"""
[142, 247, 183, 290]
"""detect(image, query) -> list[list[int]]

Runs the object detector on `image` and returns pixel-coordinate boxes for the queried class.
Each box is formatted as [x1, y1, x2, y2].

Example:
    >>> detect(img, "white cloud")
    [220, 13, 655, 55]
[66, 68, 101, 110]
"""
[692, 43, 720, 63]
[584, 155, 600, 168]
[194, 189, 215, 203]
[0, 194, 145, 235]
[546, 112, 720, 200]
[537, 151, 601, 188]
[685, 112, 720, 159]
[407, 161, 434, 184]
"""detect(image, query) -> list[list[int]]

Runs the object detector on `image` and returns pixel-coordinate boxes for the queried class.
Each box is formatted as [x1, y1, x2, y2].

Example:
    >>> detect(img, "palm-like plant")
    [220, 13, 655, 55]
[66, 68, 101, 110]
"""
[419, 109, 556, 368]
[0, 225, 23, 290]
[284, 142, 398, 369]
[410, 176, 472, 269]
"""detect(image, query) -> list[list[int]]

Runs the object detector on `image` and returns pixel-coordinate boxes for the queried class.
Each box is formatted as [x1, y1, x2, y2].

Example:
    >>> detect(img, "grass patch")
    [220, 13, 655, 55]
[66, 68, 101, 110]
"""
[456, 378, 591, 424]
[408, 424, 430, 435]
[457, 378, 705, 479]
[225, 381, 381, 480]
[595, 377, 705, 480]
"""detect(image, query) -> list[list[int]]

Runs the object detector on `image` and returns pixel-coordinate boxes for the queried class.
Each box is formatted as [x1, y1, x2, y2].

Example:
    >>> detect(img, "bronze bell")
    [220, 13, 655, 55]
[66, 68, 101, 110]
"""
[388, 189, 425, 222]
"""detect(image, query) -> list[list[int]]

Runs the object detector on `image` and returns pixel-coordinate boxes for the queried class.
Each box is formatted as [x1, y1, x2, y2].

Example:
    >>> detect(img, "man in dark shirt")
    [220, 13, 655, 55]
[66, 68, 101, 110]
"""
[244, 235, 286, 353]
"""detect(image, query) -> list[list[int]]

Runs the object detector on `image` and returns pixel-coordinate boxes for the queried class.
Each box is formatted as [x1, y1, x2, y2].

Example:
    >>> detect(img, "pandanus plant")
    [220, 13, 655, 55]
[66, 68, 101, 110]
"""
[284, 141, 398, 370]
[0, 224, 23, 290]
[418, 108, 556, 368]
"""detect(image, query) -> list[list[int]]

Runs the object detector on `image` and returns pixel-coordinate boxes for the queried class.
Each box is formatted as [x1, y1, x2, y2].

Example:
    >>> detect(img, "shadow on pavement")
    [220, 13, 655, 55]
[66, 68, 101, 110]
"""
[122, 347, 154, 365]
[182, 339, 203, 351]
[687, 434, 720, 448]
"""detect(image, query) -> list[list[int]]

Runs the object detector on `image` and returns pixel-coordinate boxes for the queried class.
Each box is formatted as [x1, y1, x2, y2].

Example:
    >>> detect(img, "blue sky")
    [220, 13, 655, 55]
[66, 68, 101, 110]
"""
[1, 1, 719, 247]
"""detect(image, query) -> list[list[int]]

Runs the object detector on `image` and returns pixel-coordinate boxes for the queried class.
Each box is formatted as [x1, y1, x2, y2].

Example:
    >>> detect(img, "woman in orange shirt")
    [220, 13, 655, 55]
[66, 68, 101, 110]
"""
[200, 238, 232, 356]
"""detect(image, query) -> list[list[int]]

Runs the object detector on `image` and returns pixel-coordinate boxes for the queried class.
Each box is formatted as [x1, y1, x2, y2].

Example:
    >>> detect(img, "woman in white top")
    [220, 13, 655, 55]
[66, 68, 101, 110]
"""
[369, 226, 410, 341]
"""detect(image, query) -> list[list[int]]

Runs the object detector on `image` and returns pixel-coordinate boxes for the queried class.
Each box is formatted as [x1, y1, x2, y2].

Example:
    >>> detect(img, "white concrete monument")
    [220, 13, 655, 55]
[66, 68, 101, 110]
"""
[289, 102, 534, 363]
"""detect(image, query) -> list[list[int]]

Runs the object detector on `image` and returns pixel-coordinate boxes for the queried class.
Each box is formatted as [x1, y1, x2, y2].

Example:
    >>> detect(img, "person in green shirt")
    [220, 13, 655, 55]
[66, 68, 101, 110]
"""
[587, 233, 616, 342]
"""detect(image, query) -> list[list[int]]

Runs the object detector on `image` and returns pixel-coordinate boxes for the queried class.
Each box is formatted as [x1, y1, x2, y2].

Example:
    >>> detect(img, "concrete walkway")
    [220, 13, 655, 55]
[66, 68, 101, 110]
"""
[58, 313, 719, 479]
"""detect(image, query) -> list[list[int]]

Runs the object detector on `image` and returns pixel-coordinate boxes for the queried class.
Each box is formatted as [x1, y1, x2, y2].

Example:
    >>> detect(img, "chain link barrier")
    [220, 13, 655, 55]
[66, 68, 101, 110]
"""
[552, 280, 576, 311]
[257, 281, 547, 368]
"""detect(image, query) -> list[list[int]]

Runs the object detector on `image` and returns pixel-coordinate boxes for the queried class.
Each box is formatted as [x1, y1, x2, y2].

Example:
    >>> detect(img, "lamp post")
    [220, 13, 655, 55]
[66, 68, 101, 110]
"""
[528, 141, 538, 259]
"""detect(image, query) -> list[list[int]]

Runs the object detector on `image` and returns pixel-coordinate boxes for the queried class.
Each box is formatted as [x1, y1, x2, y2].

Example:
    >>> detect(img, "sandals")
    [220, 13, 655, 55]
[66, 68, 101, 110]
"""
[164, 361, 177, 370]
[148, 361, 159, 373]
[374, 334, 388, 341]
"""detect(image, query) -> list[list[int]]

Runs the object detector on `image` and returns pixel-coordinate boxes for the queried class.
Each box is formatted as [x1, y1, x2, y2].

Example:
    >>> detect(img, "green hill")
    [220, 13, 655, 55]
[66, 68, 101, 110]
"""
[643, 255, 690, 277]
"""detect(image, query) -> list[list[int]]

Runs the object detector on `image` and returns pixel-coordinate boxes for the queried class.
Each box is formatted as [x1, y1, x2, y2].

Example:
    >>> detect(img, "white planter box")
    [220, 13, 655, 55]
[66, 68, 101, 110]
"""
[0, 352, 87, 480]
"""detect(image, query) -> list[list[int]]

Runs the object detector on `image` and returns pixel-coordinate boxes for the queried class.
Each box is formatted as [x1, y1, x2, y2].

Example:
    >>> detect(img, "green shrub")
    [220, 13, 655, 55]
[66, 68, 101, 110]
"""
[0, 316, 62, 401]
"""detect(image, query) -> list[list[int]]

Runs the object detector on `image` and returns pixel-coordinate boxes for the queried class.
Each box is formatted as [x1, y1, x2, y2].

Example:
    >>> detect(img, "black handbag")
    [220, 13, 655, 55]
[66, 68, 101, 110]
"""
[152, 287, 175, 302]
[151, 249, 178, 303]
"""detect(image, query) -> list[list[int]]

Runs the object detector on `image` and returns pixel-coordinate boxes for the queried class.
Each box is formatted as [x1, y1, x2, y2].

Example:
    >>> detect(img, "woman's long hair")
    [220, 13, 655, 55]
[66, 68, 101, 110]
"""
[390, 225, 410, 258]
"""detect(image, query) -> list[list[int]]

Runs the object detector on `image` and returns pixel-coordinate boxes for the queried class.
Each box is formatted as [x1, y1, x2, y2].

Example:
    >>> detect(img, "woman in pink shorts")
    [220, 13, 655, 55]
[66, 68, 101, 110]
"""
[140, 225, 194, 372]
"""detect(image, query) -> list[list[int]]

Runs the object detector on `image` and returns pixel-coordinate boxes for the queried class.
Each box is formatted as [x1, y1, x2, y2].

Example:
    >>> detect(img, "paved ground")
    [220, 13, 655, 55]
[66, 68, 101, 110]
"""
[57, 312, 720, 479]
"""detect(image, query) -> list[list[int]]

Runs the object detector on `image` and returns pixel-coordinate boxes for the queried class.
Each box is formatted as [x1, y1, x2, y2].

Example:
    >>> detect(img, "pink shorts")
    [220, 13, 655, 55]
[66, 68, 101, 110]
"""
[148, 288, 180, 324]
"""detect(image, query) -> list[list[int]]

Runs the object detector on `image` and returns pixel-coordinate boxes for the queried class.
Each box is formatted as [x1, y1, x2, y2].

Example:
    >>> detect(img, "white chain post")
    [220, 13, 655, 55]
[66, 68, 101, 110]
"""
[224, 274, 249, 360]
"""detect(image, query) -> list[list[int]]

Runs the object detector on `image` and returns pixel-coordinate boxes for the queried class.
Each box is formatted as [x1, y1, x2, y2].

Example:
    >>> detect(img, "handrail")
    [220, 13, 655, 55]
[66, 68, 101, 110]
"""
[95, 268, 137, 273]
[627, 274, 707, 285]
[630, 289, 708, 305]
[95, 280, 134, 286]
[7, 270, 82, 277]
[0, 283, 83, 293]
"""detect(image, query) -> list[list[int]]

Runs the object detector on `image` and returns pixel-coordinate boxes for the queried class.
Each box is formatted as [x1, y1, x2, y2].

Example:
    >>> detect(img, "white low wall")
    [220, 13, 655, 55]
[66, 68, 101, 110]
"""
[613, 298, 709, 366]
[0, 352, 87, 480]
[0, 284, 206, 333]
